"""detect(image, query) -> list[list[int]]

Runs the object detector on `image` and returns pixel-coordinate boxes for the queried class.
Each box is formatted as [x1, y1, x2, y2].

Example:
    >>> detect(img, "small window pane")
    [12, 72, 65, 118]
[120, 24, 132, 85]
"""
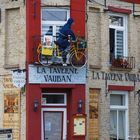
[42, 94, 65, 104]
[110, 110, 117, 139]
[42, 25, 53, 36]
[116, 30, 124, 57]
[109, 16, 123, 26]
[110, 110, 126, 139]
[44, 112, 62, 139]
[118, 111, 125, 139]
[110, 94, 125, 106]
[56, 26, 62, 38]
[42, 9, 67, 21]
[45, 26, 53, 35]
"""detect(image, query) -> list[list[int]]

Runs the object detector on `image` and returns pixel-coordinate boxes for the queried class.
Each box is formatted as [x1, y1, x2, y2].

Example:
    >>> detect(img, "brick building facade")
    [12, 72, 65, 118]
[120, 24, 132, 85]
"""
[87, 0, 140, 139]
[0, 0, 140, 140]
[0, 0, 26, 140]
[26, 0, 86, 140]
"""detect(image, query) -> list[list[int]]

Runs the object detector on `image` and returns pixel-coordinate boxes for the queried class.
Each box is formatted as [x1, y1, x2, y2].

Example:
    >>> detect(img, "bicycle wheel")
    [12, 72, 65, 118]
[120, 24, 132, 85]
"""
[70, 51, 87, 69]
[38, 52, 52, 66]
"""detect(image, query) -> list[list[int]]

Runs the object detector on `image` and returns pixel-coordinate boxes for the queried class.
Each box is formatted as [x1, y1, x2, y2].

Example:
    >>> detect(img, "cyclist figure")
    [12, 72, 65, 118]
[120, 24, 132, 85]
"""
[55, 18, 76, 66]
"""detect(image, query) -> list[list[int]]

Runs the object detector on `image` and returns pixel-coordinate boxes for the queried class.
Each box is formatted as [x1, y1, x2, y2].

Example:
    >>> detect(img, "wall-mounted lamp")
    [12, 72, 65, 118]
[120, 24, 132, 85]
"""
[105, 78, 109, 96]
[132, 3, 140, 17]
[77, 99, 83, 113]
[134, 90, 140, 97]
[133, 80, 140, 97]
[34, 99, 39, 112]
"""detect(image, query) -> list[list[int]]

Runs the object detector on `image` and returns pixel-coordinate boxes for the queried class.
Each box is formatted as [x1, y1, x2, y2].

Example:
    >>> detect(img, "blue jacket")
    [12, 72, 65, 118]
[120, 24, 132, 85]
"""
[57, 18, 76, 51]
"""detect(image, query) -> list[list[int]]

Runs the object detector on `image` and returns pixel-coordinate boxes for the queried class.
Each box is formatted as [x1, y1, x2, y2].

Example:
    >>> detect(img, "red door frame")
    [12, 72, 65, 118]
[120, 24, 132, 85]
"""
[26, 84, 86, 140]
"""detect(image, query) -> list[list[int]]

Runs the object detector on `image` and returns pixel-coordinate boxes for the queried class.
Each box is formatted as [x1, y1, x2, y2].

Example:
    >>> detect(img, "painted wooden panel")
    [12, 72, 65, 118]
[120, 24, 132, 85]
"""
[89, 89, 100, 140]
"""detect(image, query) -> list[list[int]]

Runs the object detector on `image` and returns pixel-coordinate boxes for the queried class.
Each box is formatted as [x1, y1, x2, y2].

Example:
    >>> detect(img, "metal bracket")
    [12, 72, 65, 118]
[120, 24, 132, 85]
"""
[133, 3, 140, 17]
[134, 80, 140, 97]
[105, 78, 109, 97]
[12, 69, 26, 73]
[104, 0, 107, 8]
[23, 0, 25, 5]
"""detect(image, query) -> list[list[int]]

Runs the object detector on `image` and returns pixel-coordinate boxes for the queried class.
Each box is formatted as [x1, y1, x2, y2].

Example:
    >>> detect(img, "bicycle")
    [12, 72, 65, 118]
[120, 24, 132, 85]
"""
[36, 36, 87, 69]
[68, 37, 87, 69]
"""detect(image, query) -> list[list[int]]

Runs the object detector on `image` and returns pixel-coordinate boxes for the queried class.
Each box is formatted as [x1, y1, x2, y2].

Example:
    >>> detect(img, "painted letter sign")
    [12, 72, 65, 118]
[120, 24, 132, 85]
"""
[28, 65, 86, 84]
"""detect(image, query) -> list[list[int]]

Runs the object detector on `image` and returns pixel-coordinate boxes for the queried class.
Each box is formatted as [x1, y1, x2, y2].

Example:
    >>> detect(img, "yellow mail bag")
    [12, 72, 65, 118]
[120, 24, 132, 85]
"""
[41, 46, 53, 56]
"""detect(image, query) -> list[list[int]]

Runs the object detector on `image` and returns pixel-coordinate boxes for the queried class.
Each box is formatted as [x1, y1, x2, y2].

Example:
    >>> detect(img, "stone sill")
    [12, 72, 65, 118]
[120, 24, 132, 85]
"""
[110, 66, 132, 72]
[4, 64, 19, 69]
[89, 64, 102, 70]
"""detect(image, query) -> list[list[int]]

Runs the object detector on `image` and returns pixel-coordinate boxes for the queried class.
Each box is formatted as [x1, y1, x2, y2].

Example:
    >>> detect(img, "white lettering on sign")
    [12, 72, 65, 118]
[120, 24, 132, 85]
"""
[12, 70, 26, 88]
[28, 65, 86, 84]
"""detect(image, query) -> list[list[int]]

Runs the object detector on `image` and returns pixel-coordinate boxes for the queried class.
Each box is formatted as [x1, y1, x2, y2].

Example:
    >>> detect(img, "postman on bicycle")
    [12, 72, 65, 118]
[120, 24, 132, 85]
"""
[55, 18, 76, 66]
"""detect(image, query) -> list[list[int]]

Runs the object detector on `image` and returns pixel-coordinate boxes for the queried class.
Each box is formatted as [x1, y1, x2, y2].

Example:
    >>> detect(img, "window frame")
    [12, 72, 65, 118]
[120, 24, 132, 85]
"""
[41, 7, 70, 36]
[109, 13, 128, 58]
[41, 93, 67, 106]
[110, 91, 129, 140]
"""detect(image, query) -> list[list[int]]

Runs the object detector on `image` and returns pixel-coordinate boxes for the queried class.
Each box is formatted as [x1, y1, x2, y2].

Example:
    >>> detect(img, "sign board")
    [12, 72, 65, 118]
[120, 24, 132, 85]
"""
[12, 70, 26, 88]
[28, 65, 86, 84]
[73, 114, 86, 136]
[0, 129, 13, 140]
[89, 89, 99, 139]
[93, 71, 140, 82]
[3, 75, 21, 140]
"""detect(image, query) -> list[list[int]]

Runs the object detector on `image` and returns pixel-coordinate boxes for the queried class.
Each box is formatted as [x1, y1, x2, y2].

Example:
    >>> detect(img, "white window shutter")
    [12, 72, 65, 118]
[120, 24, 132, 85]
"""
[115, 30, 124, 58]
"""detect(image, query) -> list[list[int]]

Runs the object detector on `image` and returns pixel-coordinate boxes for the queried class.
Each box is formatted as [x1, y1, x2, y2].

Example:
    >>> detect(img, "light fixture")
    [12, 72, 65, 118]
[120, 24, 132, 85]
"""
[77, 99, 83, 113]
[133, 80, 140, 97]
[34, 99, 39, 112]
[105, 77, 109, 96]
[134, 90, 140, 97]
